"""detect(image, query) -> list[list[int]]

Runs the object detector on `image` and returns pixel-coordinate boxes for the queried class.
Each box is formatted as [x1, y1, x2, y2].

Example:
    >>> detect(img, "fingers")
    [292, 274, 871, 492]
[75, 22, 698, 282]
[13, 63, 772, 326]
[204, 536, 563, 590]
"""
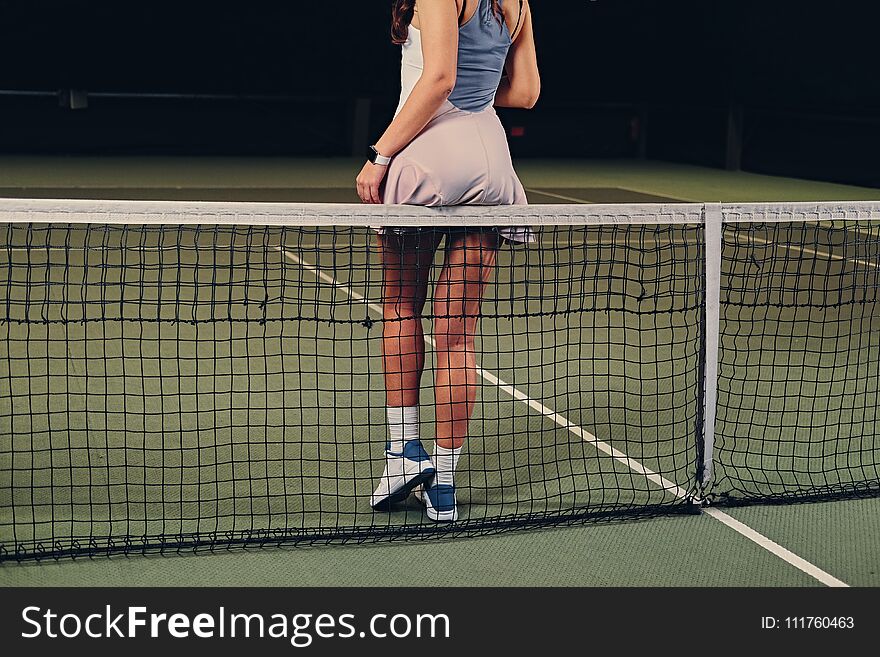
[368, 181, 382, 204]
[357, 181, 380, 204]
[356, 180, 374, 204]
[356, 165, 386, 204]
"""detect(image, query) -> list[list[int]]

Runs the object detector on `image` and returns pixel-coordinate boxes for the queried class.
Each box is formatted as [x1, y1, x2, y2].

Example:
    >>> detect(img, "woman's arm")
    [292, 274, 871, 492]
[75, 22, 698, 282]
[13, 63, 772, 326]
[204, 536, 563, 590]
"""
[375, 0, 459, 157]
[494, 1, 540, 109]
[357, 0, 459, 204]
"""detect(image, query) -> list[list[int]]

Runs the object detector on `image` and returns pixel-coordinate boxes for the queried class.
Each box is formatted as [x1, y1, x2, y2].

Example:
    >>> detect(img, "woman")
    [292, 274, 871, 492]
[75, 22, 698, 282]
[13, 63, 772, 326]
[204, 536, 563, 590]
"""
[357, 0, 540, 522]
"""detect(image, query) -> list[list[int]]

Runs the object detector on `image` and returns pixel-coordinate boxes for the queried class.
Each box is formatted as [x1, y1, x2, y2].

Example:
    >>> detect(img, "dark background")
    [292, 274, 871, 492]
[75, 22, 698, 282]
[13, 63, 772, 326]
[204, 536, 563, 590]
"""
[1, 0, 878, 187]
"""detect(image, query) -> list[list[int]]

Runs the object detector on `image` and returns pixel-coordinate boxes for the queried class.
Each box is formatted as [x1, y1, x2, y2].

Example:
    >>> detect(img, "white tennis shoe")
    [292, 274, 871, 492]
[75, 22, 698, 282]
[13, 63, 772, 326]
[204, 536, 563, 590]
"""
[370, 440, 435, 510]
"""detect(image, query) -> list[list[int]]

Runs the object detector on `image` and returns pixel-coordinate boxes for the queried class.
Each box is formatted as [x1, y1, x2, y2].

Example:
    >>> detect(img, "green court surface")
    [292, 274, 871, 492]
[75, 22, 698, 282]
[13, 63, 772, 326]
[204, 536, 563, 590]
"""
[2, 497, 876, 587]
[3, 155, 880, 202]
[0, 157, 878, 587]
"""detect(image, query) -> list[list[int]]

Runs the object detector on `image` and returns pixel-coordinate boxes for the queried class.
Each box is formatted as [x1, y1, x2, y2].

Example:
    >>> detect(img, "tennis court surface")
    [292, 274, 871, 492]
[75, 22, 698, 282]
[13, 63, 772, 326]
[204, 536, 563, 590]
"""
[1, 157, 878, 586]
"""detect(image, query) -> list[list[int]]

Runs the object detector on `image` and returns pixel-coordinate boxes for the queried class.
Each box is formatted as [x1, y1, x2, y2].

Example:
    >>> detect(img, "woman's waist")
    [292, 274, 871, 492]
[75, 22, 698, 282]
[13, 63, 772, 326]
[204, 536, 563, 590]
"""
[441, 102, 507, 135]
[395, 96, 499, 123]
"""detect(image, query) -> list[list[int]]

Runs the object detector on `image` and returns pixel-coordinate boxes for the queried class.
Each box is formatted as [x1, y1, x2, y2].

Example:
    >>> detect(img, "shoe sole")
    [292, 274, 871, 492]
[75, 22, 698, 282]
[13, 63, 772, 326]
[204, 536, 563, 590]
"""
[370, 468, 435, 511]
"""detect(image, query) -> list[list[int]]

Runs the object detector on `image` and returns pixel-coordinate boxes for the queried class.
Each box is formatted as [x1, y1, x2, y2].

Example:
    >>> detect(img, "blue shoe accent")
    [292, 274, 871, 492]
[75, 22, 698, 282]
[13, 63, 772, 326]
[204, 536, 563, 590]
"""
[425, 483, 456, 513]
[402, 439, 432, 462]
[387, 439, 432, 463]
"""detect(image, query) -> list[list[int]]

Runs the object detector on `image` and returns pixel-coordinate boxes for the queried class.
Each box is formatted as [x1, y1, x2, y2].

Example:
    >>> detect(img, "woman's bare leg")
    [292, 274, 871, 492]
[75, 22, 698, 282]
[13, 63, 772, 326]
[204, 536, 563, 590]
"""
[370, 229, 444, 510]
[432, 229, 500, 449]
[378, 230, 443, 407]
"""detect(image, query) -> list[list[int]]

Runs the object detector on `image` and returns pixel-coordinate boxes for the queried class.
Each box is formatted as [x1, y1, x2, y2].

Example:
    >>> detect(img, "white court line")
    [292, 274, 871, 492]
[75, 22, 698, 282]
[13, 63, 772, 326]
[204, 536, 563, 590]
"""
[704, 509, 846, 587]
[523, 188, 600, 204]
[523, 187, 684, 205]
[277, 244, 849, 587]
[730, 231, 880, 270]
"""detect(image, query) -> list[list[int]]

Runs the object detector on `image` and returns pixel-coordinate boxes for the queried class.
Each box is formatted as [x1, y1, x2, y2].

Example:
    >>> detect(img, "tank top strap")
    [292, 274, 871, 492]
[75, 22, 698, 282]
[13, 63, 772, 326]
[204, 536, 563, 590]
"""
[476, 0, 507, 36]
[480, 0, 493, 23]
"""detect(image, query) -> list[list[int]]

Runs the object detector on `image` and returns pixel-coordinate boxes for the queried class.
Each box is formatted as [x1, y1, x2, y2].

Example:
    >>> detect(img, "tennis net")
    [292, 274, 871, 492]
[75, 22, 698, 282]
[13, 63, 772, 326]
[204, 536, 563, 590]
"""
[0, 199, 877, 560]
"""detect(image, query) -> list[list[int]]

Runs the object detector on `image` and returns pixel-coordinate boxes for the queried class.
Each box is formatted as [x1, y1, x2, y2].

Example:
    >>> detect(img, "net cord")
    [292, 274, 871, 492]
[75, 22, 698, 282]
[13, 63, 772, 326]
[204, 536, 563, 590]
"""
[0, 199, 703, 226]
[0, 199, 878, 227]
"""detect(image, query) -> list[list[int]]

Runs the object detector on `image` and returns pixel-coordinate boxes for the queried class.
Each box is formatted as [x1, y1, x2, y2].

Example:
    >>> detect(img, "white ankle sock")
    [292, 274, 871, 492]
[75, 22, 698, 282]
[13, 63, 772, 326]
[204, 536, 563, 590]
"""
[433, 444, 462, 486]
[386, 406, 419, 454]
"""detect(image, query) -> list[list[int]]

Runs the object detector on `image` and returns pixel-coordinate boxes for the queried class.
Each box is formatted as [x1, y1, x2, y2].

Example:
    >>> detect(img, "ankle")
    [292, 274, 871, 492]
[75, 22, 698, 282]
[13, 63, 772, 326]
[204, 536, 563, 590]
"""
[435, 439, 464, 450]
[387, 406, 420, 454]
[432, 444, 462, 487]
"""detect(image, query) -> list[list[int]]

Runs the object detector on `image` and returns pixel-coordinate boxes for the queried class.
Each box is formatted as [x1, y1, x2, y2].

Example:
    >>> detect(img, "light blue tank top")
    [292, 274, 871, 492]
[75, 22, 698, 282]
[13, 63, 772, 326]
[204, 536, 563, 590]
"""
[448, 0, 513, 112]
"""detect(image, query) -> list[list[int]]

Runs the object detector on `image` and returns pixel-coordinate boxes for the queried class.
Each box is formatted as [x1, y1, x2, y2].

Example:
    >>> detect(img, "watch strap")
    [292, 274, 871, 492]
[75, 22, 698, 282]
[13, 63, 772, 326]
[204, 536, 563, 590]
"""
[369, 145, 392, 166]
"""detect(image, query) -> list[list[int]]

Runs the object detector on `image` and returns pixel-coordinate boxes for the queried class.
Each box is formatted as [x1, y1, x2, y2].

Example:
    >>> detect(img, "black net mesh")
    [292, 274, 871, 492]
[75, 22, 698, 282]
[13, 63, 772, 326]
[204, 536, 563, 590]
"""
[713, 220, 880, 504]
[0, 202, 877, 561]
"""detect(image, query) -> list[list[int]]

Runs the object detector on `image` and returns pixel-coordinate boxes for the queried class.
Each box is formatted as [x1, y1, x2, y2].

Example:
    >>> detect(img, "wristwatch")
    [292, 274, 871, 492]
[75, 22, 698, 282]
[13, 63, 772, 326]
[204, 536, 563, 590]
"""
[367, 145, 392, 166]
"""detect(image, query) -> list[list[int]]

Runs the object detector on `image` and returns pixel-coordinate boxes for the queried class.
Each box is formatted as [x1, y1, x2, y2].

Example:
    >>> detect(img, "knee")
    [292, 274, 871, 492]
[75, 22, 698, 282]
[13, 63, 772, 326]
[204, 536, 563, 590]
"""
[383, 302, 421, 324]
[382, 305, 423, 345]
[433, 319, 473, 353]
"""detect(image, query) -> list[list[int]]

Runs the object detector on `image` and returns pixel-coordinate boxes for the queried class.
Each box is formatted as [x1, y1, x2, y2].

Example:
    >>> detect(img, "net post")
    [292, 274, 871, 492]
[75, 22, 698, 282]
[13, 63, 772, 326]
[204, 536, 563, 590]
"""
[699, 202, 723, 494]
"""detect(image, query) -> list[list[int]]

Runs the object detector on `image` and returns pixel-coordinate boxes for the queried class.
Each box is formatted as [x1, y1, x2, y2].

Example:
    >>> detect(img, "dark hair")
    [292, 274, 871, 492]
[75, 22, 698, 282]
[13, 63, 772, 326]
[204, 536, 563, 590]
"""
[391, 0, 502, 45]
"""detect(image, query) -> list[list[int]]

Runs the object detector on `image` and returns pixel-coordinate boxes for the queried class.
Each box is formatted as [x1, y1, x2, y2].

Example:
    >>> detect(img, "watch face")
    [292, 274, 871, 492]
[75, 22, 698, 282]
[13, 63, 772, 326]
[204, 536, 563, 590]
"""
[367, 146, 378, 163]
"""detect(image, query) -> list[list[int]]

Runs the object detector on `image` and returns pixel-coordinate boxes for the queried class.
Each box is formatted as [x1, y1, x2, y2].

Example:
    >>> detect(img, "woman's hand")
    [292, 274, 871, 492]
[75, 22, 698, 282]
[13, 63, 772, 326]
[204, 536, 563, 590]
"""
[356, 161, 388, 204]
